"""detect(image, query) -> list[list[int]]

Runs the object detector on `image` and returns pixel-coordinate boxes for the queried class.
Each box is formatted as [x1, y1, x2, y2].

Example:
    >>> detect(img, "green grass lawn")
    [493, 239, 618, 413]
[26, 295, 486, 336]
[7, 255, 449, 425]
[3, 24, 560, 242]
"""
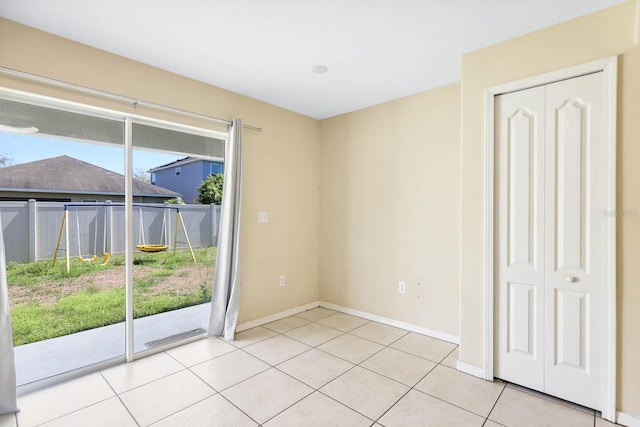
[8, 247, 216, 346]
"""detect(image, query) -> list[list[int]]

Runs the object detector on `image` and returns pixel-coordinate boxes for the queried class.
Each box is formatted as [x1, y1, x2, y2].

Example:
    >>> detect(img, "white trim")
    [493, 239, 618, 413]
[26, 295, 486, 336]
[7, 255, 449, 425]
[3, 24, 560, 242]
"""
[635, 0, 639, 45]
[235, 301, 321, 333]
[456, 360, 486, 379]
[458, 84, 465, 359]
[484, 85, 495, 382]
[483, 56, 617, 420]
[0, 87, 228, 141]
[618, 411, 640, 427]
[124, 117, 134, 362]
[602, 55, 618, 424]
[320, 302, 460, 345]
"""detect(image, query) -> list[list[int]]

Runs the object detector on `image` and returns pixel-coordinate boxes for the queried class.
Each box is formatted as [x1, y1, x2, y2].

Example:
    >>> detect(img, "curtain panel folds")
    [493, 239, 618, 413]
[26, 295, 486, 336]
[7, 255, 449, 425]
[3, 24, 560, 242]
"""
[208, 118, 243, 340]
[0, 217, 18, 415]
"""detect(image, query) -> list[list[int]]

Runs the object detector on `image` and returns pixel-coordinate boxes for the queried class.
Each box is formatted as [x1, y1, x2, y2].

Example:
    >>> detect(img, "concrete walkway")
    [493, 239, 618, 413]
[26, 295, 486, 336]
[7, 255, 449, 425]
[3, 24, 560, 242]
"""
[14, 303, 211, 386]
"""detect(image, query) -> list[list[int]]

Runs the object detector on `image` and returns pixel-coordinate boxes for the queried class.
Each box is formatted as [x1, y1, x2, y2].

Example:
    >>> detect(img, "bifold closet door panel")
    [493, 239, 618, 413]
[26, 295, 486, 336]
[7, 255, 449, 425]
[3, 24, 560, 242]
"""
[544, 72, 604, 410]
[494, 85, 546, 392]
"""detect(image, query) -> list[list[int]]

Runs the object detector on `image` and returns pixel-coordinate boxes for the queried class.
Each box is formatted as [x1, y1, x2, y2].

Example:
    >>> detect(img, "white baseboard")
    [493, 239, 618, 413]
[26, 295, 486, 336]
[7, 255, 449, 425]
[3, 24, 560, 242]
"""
[234, 300, 460, 347]
[456, 360, 486, 379]
[319, 301, 460, 345]
[235, 301, 321, 332]
[618, 411, 640, 427]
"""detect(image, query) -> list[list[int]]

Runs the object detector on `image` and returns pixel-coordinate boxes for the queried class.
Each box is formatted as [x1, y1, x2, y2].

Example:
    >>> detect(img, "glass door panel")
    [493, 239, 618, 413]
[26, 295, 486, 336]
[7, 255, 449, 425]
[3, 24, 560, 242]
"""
[0, 98, 126, 388]
[130, 123, 223, 354]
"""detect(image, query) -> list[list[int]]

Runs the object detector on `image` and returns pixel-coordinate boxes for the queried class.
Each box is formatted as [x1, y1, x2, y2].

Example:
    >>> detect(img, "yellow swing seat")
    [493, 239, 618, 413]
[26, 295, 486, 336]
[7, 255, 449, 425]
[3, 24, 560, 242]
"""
[78, 254, 97, 263]
[100, 253, 111, 265]
[136, 244, 169, 253]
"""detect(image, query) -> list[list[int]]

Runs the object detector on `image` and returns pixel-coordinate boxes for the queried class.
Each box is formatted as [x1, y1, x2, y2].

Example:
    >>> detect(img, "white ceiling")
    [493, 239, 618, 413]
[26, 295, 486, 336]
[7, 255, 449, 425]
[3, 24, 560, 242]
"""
[0, 0, 624, 119]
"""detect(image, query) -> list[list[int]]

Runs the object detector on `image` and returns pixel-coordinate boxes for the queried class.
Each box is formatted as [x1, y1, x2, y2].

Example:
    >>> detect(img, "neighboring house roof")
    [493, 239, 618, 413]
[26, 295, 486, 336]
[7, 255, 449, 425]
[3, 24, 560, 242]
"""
[0, 155, 180, 197]
[149, 156, 223, 173]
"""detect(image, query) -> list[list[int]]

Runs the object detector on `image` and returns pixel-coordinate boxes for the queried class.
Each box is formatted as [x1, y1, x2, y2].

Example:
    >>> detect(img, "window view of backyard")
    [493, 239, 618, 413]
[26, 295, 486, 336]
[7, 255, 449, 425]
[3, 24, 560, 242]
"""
[7, 248, 216, 346]
[0, 97, 225, 387]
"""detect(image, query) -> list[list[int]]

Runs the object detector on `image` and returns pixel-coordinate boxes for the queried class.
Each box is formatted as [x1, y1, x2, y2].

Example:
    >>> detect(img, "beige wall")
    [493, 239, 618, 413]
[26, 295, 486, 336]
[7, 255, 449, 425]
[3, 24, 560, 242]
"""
[319, 83, 461, 337]
[0, 18, 321, 324]
[459, 1, 640, 415]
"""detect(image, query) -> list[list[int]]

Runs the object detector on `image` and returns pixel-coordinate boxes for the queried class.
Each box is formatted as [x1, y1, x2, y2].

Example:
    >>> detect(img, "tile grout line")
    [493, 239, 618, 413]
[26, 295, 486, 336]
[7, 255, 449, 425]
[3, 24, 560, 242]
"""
[366, 338, 506, 425]
[105, 364, 188, 395]
[242, 335, 314, 367]
[100, 371, 141, 427]
[244, 319, 385, 368]
[249, 315, 464, 424]
[256, 389, 316, 425]
[29, 395, 116, 427]
[145, 394, 214, 426]
[412, 380, 502, 420]
[112, 348, 256, 426]
[215, 392, 262, 426]
[25, 315, 324, 426]
[310, 327, 429, 424]
[481, 381, 507, 426]
[370, 346, 443, 425]
[264, 315, 455, 364]
[102, 351, 216, 426]
[201, 348, 271, 393]
[219, 319, 334, 425]
[316, 388, 378, 424]
[256, 310, 379, 425]
[217, 330, 329, 425]
[229, 326, 283, 349]
[261, 319, 389, 424]
[186, 346, 245, 370]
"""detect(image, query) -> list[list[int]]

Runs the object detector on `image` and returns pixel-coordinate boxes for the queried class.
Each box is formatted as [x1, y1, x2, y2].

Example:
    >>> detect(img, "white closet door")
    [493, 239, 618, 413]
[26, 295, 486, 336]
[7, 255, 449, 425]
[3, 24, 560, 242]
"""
[495, 85, 546, 391]
[495, 72, 604, 410]
[544, 72, 603, 409]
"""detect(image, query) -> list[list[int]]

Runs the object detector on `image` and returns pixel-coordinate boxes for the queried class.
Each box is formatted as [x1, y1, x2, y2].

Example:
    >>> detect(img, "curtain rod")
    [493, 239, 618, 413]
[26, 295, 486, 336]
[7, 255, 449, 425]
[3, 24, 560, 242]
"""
[0, 66, 262, 132]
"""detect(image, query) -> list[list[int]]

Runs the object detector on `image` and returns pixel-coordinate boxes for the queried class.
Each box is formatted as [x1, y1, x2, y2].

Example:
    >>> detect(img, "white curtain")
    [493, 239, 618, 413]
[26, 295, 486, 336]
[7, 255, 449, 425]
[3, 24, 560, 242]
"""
[0, 217, 18, 414]
[208, 118, 243, 340]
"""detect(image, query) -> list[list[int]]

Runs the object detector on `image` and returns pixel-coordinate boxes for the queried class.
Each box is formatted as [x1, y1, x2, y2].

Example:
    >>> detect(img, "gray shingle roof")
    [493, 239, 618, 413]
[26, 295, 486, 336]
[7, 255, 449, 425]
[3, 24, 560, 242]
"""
[0, 155, 180, 197]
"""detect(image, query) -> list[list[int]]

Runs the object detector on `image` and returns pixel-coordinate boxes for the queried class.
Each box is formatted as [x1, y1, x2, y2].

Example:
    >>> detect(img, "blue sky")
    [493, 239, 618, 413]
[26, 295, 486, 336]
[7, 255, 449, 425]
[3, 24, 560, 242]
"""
[0, 132, 181, 176]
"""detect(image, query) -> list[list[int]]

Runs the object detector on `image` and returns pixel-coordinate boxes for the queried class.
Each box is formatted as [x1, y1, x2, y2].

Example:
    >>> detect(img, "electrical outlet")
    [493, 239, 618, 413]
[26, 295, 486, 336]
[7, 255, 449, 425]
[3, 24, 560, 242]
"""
[398, 281, 406, 294]
[279, 275, 286, 287]
[258, 211, 269, 223]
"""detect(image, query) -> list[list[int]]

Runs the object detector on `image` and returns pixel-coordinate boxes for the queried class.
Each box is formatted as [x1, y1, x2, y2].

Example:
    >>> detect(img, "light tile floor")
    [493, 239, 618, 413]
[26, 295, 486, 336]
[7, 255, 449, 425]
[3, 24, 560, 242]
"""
[3, 308, 622, 427]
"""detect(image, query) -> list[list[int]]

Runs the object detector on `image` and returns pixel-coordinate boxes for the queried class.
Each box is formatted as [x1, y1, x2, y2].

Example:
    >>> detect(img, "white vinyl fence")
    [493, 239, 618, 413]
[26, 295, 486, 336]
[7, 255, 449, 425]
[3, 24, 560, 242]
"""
[0, 200, 221, 263]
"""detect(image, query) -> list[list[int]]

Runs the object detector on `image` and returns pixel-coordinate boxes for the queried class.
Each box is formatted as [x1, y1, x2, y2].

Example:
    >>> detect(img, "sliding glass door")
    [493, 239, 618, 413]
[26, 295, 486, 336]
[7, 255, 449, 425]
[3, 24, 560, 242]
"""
[0, 90, 226, 391]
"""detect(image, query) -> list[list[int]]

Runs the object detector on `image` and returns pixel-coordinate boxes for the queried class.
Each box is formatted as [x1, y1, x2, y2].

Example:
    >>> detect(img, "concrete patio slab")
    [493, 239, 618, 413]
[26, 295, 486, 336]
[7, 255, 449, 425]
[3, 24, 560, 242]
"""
[14, 303, 210, 386]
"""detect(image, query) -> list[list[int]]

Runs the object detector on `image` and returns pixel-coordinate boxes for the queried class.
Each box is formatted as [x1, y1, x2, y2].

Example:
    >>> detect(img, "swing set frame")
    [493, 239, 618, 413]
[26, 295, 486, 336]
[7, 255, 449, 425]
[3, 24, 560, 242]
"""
[52, 203, 196, 273]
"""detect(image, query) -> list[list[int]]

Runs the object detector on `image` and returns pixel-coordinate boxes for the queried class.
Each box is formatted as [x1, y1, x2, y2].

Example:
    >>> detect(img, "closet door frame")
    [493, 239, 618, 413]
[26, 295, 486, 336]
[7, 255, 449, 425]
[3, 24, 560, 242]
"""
[482, 56, 617, 421]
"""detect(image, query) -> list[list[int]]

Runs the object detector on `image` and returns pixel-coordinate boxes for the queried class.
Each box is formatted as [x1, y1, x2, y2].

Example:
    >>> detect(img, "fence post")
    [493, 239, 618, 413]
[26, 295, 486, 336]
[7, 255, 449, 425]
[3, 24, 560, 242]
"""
[105, 200, 113, 255]
[28, 199, 37, 262]
[211, 203, 219, 247]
